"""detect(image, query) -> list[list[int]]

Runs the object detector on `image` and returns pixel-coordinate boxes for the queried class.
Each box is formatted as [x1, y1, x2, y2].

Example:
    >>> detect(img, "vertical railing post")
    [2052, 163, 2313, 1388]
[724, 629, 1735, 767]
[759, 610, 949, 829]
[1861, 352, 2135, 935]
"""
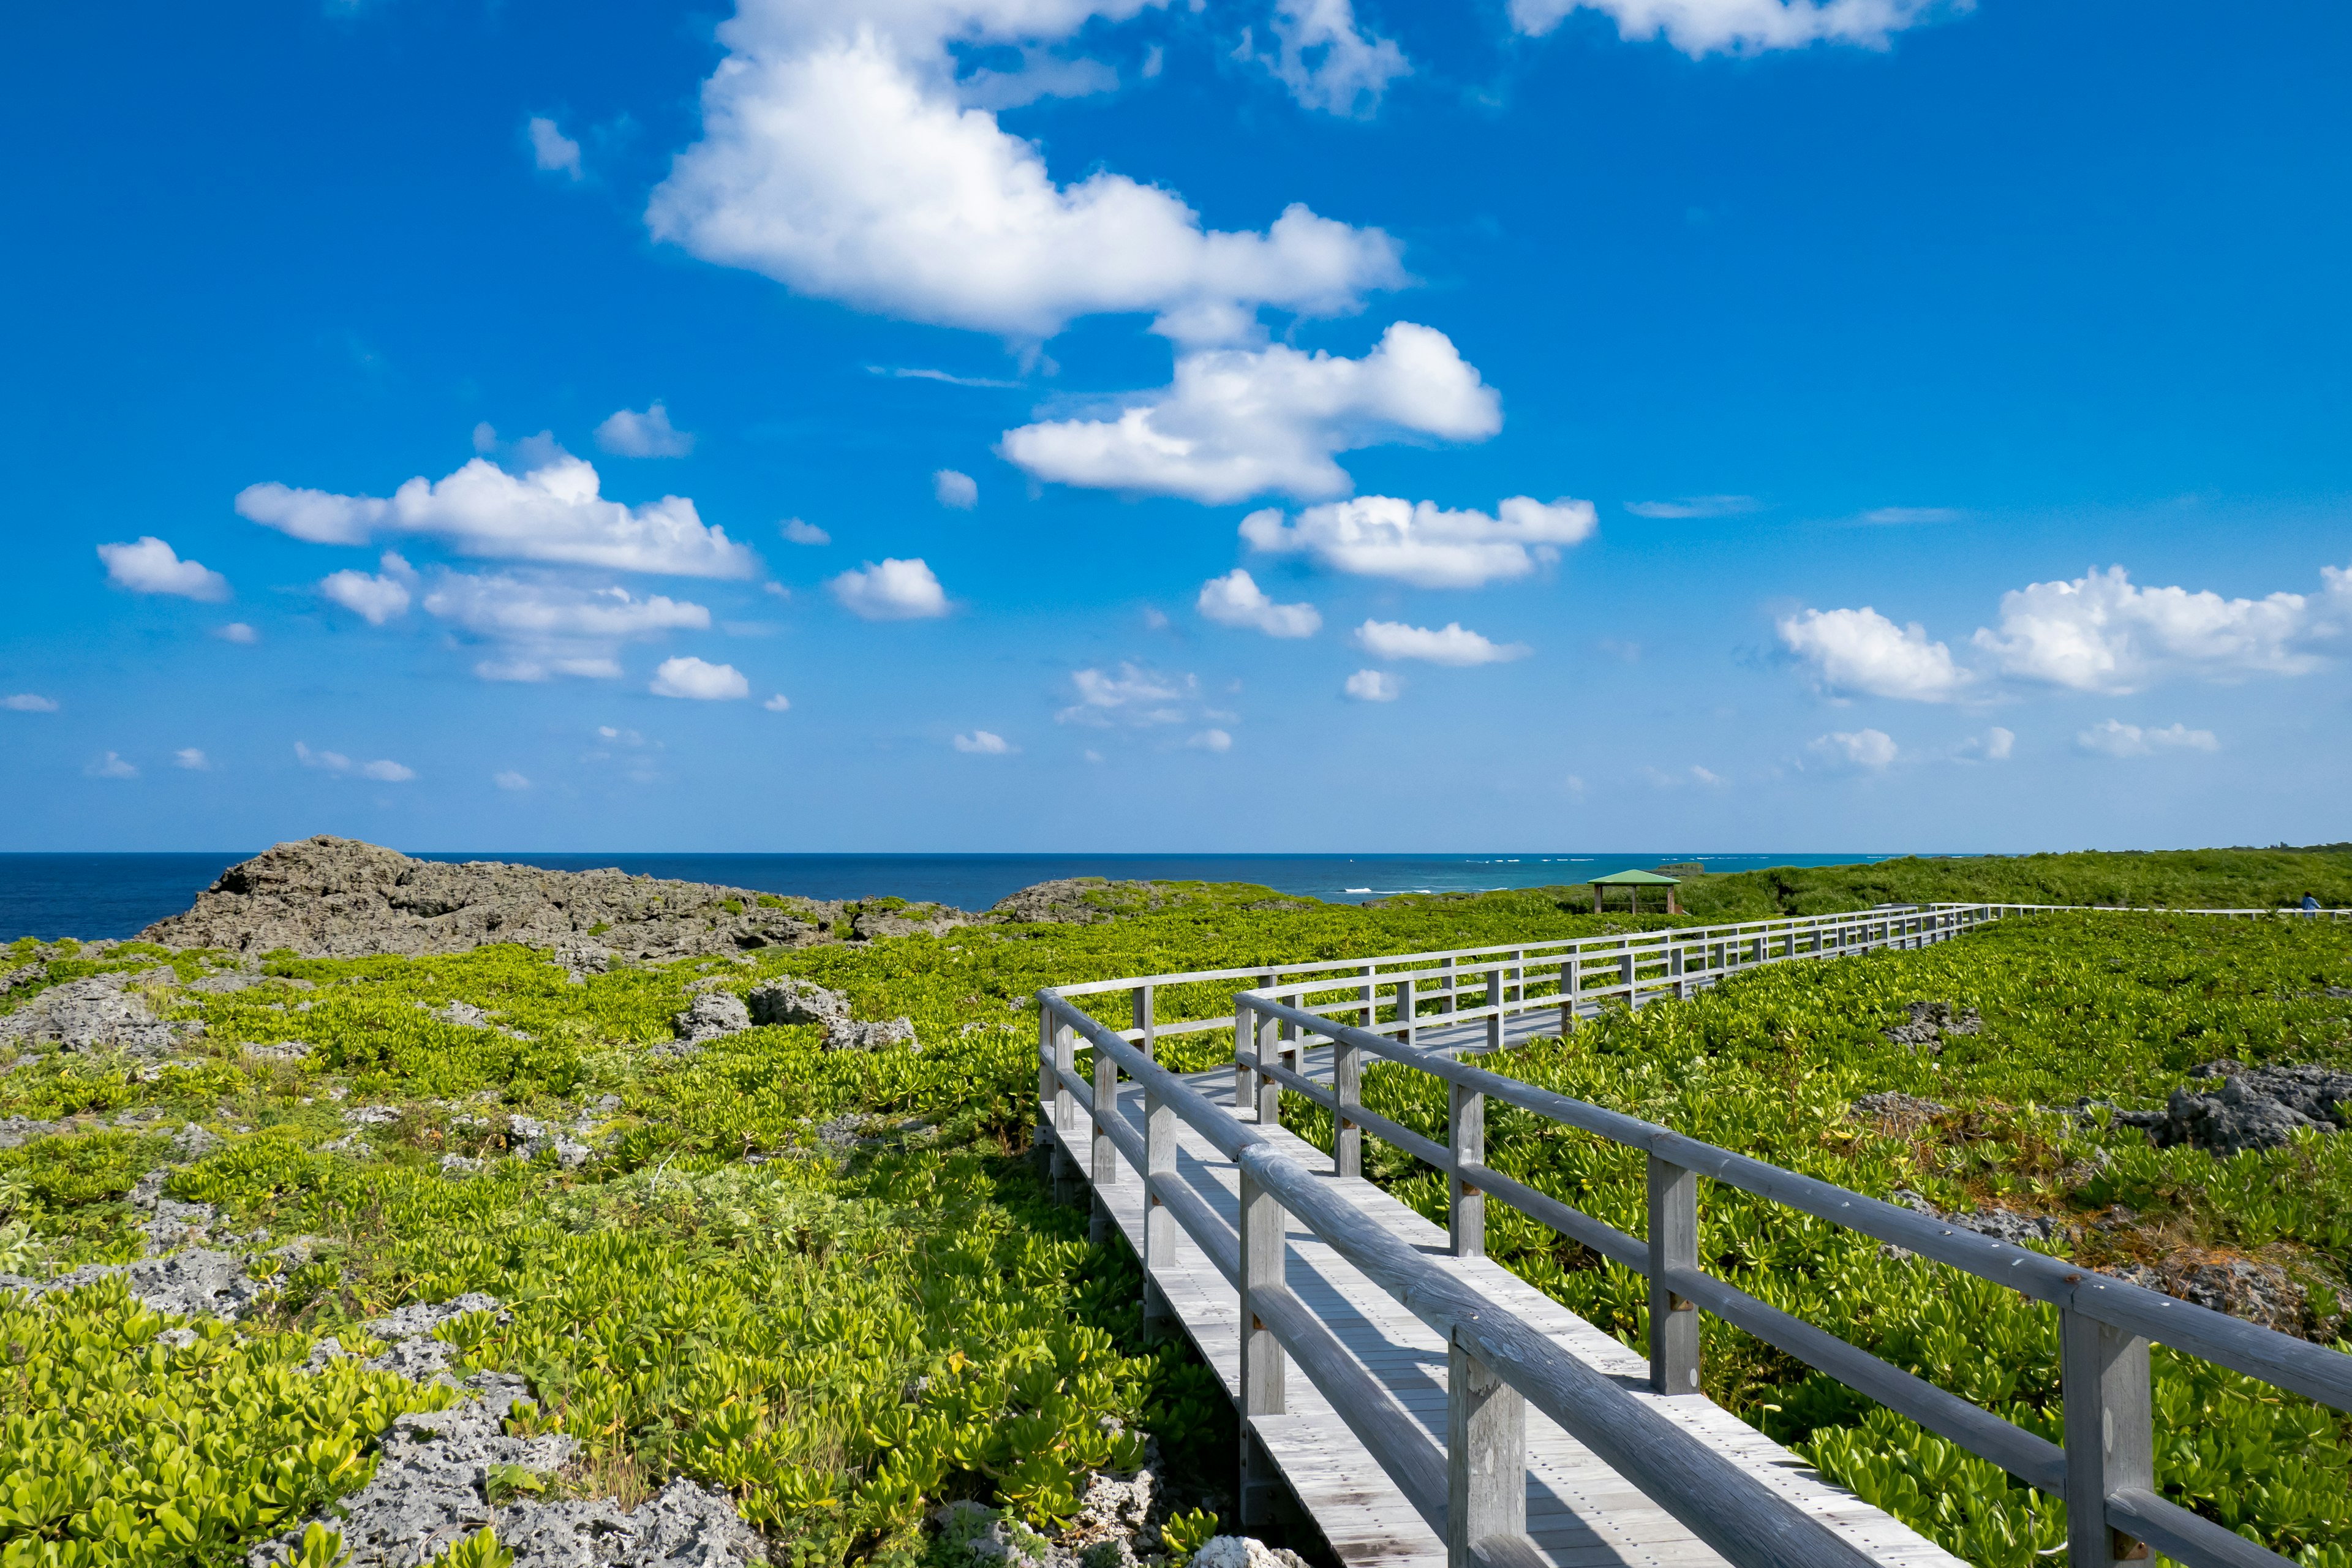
[1396, 974, 1417, 1047]
[1450, 1077, 1485, 1258]
[2062, 1310, 2154, 1567]
[1036, 998, 1056, 1178]
[1558, 955, 1580, 1036]
[1618, 944, 1637, 1007]
[1670, 942, 1687, 1000]
[1333, 1027, 1362, 1179]
[1142, 1081, 1175, 1330]
[1441, 954, 1458, 1014]
[1090, 1030, 1117, 1247]
[1447, 1333, 1526, 1568]
[1358, 962, 1376, 1029]
[1232, 997, 1254, 1115]
[1509, 948, 1525, 1006]
[1238, 1159, 1287, 1526]
[1052, 1016, 1079, 1205]
[1133, 982, 1156, 1062]
[1484, 967, 1504, 1053]
[1647, 1154, 1700, 1395]
[1256, 998, 1283, 1125]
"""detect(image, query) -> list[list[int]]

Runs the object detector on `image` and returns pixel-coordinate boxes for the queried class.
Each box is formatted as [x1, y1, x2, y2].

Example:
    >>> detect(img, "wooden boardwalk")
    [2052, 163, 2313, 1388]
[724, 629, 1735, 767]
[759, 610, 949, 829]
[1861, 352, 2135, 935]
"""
[1061, 1054, 1966, 1568]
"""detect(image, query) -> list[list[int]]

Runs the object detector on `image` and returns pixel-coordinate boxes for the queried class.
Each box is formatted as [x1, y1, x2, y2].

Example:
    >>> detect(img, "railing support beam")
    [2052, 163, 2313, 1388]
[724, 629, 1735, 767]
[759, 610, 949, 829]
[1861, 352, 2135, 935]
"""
[1451, 1077, 1485, 1259]
[1648, 1155, 1701, 1395]
[1239, 1163, 1288, 1526]
[1448, 1336, 1526, 1568]
[2063, 1311, 2154, 1567]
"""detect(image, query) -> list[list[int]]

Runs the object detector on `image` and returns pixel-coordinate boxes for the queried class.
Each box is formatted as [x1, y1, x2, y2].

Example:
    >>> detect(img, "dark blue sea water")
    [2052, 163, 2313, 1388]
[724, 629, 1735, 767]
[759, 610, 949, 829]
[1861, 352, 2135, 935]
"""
[0, 851, 1915, 943]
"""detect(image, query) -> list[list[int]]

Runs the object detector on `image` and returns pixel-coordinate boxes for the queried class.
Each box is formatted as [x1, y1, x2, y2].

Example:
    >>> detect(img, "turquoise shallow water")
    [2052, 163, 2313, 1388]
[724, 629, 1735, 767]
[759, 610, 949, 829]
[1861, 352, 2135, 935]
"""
[0, 850, 1923, 942]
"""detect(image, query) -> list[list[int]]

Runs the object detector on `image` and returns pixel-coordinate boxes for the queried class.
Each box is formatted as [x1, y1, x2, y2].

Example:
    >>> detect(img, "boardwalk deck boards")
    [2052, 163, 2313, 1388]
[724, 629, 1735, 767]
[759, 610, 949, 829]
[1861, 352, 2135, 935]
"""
[1064, 1056, 1967, 1568]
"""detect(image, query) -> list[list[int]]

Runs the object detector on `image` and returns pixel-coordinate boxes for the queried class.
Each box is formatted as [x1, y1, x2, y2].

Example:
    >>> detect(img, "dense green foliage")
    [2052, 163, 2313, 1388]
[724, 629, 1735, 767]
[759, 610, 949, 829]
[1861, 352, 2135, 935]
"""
[2, 850, 2349, 1567]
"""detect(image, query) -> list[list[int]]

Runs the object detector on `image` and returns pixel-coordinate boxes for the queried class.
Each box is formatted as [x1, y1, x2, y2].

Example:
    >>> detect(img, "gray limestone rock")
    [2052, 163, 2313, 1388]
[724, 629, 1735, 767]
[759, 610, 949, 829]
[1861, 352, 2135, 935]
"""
[671, 990, 751, 1043]
[0, 973, 200, 1056]
[32, 1248, 268, 1319]
[2110, 1063, 2352, 1155]
[747, 977, 851, 1028]
[0, 1115, 56, 1149]
[1880, 1001, 1981, 1053]
[173, 1121, 224, 1160]
[554, 941, 612, 984]
[824, 1016, 918, 1052]
[141, 835, 850, 961]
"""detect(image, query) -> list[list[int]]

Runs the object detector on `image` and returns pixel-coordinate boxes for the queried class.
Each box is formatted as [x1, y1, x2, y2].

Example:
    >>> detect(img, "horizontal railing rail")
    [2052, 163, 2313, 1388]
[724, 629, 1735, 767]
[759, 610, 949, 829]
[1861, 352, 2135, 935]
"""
[1037, 903, 2350, 1568]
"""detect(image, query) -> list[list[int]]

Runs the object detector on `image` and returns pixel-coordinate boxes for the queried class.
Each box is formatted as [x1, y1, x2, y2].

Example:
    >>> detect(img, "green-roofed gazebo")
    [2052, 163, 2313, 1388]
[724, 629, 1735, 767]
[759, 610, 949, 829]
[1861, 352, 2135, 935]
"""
[1590, 867, 1681, 915]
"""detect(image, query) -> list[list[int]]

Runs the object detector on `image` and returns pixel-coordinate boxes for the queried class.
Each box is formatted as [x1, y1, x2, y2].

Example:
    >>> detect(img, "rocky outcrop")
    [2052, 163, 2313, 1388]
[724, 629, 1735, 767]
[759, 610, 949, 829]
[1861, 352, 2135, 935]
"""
[0, 972, 201, 1057]
[671, 990, 752, 1043]
[2110, 1061, 2352, 1155]
[1852, 1091, 1949, 1134]
[692, 978, 918, 1052]
[140, 836, 853, 960]
[11, 1248, 268, 1318]
[1881, 1001, 1980, 1053]
[749, 977, 851, 1028]
[2105, 1253, 2335, 1341]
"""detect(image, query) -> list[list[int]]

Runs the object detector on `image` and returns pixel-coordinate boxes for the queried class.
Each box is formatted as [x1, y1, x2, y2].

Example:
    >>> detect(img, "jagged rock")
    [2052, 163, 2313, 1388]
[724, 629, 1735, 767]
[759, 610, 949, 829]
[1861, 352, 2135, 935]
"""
[345, 1104, 404, 1126]
[0, 1116, 56, 1149]
[435, 1000, 491, 1028]
[2108, 1255, 2323, 1338]
[553, 941, 611, 984]
[1188, 1539, 1312, 1568]
[507, 1115, 591, 1169]
[187, 971, 262, 993]
[140, 835, 843, 960]
[1852, 1092, 1949, 1133]
[31, 1248, 268, 1318]
[439, 1154, 484, 1177]
[172, 1122, 224, 1160]
[672, 990, 751, 1043]
[0, 973, 200, 1056]
[1882, 1191, 2067, 1257]
[2110, 1063, 2352, 1155]
[826, 1016, 918, 1052]
[1880, 1001, 1981, 1053]
[748, 977, 851, 1027]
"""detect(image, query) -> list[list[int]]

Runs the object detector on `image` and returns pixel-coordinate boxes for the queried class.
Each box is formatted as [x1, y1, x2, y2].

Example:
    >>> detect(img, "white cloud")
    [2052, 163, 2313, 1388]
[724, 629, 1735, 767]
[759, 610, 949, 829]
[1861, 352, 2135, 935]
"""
[2076, 719, 2218, 758]
[494, 770, 532, 790]
[1344, 668, 1398, 701]
[1510, 0, 1962, 56]
[1186, 728, 1234, 752]
[296, 741, 414, 781]
[595, 402, 696, 458]
[86, 752, 137, 779]
[933, 469, 979, 509]
[1056, 663, 1197, 727]
[782, 518, 831, 545]
[97, 537, 230, 601]
[1862, 506, 1961, 524]
[217, 622, 259, 644]
[649, 656, 751, 700]
[1983, 725, 2014, 760]
[1973, 565, 2318, 694]
[528, 116, 582, 178]
[953, 729, 1015, 753]
[1196, 570, 1321, 638]
[1689, 764, 1726, 786]
[1353, 619, 1529, 666]
[645, 16, 1405, 342]
[1624, 495, 1760, 519]
[236, 445, 756, 578]
[830, 557, 949, 620]
[764, 693, 793, 711]
[1256, 0, 1410, 117]
[999, 323, 1500, 503]
[319, 552, 417, 625]
[1809, 727, 1898, 769]
[1242, 493, 1593, 588]
[4, 694, 58, 712]
[1777, 606, 1973, 702]
[173, 748, 211, 771]
[421, 573, 711, 683]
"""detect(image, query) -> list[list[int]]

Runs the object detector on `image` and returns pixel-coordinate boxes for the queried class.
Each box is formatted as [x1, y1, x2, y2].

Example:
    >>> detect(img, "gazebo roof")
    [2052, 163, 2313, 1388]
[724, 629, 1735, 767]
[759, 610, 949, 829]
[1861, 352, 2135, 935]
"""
[1589, 869, 1682, 886]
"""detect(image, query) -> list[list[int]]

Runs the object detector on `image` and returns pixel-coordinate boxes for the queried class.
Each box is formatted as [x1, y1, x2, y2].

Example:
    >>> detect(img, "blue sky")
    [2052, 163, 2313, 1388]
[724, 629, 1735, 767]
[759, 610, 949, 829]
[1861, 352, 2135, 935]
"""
[3, 0, 2346, 853]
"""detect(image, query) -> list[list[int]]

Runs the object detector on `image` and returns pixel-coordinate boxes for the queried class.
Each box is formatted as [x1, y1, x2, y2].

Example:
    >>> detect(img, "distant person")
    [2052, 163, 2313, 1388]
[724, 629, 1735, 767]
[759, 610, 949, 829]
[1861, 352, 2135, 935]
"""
[2302, 892, 2322, 917]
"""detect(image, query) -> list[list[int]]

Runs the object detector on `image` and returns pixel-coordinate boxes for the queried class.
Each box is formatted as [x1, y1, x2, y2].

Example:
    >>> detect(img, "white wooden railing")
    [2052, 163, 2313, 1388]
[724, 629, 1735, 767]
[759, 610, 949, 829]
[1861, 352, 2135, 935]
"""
[1036, 902, 2351, 1568]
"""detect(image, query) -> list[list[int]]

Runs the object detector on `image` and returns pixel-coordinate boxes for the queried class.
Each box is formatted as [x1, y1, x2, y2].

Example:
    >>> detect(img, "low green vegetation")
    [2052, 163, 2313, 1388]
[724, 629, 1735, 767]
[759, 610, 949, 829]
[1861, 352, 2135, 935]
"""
[2, 847, 2348, 1568]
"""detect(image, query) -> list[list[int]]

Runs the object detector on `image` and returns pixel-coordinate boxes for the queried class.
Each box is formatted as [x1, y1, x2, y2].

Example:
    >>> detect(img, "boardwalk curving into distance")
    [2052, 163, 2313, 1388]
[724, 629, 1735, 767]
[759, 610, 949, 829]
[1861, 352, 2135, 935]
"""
[1035, 904, 2352, 1568]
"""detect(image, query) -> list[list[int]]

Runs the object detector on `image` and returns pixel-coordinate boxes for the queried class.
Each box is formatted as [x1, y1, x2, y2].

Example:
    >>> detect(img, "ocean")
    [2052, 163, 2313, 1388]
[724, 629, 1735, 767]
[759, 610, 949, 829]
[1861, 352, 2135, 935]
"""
[0, 850, 1913, 943]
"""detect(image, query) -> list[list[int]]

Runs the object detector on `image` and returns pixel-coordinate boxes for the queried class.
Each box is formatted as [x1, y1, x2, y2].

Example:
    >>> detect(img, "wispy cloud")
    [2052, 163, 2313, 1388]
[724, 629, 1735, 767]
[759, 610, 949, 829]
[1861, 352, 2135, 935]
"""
[1861, 506, 1962, 525]
[1623, 495, 1761, 520]
[866, 366, 1023, 390]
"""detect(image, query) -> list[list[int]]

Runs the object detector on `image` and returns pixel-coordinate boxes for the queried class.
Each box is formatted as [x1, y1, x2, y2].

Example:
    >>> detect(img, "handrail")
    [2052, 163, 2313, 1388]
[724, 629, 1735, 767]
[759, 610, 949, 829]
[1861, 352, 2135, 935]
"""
[1040, 991, 1883, 1568]
[1036, 903, 2346, 1568]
